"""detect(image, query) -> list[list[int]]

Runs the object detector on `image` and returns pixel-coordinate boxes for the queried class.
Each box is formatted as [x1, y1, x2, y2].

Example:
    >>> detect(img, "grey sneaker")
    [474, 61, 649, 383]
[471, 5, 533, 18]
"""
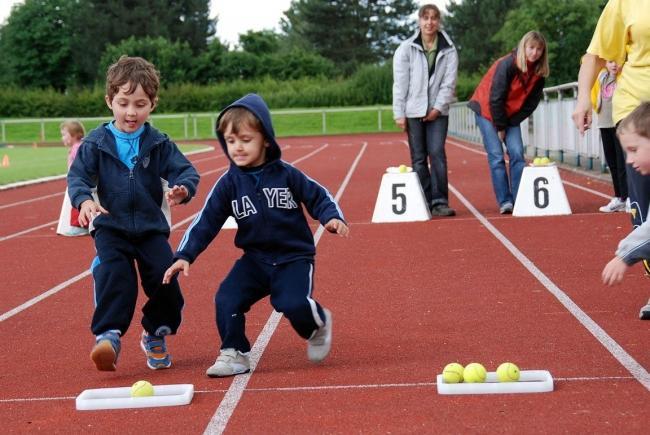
[499, 202, 514, 214]
[430, 204, 456, 217]
[206, 348, 250, 378]
[640, 300, 650, 320]
[307, 309, 332, 363]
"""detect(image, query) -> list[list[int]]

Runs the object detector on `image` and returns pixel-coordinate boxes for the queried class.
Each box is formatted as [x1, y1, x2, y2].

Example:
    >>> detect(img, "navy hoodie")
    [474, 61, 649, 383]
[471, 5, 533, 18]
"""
[175, 93, 345, 265]
[67, 122, 199, 236]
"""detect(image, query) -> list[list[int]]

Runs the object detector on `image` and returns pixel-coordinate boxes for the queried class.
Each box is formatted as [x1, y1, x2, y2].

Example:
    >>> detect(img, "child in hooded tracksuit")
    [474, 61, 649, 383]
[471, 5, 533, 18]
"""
[163, 93, 349, 377]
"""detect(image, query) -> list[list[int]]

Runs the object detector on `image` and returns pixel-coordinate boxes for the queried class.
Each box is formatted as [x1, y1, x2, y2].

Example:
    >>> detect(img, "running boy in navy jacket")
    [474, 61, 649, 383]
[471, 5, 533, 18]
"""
[68, 56, 200, 371]
[163, 93, 348, 377]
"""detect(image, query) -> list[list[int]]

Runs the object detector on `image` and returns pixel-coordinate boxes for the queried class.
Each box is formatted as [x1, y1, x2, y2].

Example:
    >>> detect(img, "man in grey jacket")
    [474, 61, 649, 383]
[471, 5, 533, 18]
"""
[393, 3, 458, 216]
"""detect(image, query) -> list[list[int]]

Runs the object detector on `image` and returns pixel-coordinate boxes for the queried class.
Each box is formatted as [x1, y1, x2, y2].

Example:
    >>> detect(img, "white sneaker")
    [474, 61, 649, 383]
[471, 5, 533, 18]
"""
[599, 197, 625, 213]
[307, 309, 332, 363]
[206, 348, 250, 378]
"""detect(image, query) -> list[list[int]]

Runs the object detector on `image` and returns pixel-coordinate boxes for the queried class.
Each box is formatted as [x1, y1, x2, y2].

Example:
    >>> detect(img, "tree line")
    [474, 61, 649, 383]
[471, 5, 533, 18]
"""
[0, 0, 604, 117]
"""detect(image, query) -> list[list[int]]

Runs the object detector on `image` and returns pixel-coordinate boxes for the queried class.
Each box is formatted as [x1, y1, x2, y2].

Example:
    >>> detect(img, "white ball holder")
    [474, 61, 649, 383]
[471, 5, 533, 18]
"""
[76, 383, 194, 410]
[513, 165, 571, 217]
[372, 167, 431, 223]
[436, 370, 553, 395]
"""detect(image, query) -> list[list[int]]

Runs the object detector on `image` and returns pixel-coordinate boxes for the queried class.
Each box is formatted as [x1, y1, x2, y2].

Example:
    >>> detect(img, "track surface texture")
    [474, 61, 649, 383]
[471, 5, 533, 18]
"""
[1, 133, 649, 433]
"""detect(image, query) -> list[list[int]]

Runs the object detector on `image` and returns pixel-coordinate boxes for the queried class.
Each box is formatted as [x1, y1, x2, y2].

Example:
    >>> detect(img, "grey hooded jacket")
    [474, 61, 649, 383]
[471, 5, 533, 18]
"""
[392, 30, 458, 119]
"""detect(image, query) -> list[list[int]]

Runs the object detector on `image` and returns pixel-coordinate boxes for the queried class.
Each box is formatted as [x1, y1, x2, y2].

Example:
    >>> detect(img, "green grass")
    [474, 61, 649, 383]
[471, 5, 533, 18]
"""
[0, 144, 210, 186]
[0, 106, 398, 144]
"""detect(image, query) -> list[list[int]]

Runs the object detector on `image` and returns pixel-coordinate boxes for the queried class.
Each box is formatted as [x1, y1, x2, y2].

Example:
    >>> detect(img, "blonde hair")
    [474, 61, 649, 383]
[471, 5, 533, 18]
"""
[618, 102, 650, 139]
[60, 120, 85, 140]
[516, 31, 550, 78]
[105, 55, 160, 105]
[217, 107, 263, 136]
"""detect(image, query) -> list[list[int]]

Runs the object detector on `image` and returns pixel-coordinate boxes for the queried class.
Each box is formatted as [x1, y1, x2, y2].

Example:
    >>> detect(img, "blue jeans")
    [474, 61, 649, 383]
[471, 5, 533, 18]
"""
[475, 113, 525, 207]
[406, 116, 449, 206]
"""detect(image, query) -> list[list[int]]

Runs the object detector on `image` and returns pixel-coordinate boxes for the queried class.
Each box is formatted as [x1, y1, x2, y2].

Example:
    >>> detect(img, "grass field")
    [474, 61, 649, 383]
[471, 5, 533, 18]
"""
[0, 107, 400, 144]
[0, 144, 211, 186]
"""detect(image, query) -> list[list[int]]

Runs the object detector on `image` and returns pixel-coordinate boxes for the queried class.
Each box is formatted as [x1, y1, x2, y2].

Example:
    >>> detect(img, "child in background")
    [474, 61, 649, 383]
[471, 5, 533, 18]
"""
[592, 61, 627, 212]
[58, 120, 89, 236]
[67, 56, 200, 371]
[163, 93, 348, 377]
[602, 102, 650, 319]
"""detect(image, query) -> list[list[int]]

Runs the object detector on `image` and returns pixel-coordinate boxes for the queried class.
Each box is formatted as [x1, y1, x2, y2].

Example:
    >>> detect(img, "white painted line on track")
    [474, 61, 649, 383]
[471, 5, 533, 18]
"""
[203, 142, 367, 435]
[449, 183, 650, 392]
[0, 375, 636, 405]
[0, 192, 63, 210]
[0, 220, 58, 242]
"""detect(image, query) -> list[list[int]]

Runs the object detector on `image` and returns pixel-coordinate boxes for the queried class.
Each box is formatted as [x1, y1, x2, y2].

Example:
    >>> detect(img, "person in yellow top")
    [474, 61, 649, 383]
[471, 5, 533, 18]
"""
[572, 0, 650, 320]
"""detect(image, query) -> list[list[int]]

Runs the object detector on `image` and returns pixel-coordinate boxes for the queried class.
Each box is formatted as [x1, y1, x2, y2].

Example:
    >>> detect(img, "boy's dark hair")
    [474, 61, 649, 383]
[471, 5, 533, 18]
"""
[217, 107, 264, 136]
[618, 102, 650, 139]
[105, 56, 160, 104]
[418, 3, 440, 19]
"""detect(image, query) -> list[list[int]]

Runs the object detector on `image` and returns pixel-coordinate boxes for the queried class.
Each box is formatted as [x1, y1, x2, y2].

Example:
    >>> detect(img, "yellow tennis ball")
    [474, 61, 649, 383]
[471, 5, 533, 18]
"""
[540, 157, 550, 165]
[496, 362, 520, 382]
[130, 380, 154, 397]
[398, 164, 408, 173]
[533, 157, 542, 166]
[463, 362, 487, 383]
[442, 362, 464, 383]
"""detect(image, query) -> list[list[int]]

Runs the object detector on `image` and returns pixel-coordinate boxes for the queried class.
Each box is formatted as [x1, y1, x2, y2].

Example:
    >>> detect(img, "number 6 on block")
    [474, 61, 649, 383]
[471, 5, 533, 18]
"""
[513, 166, 572, 217]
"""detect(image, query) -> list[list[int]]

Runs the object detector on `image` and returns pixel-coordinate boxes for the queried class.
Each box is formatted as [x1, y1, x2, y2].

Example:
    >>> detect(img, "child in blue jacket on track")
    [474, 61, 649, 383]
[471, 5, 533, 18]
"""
[67, 56, 200, 371]
[163, 93, 348, 377]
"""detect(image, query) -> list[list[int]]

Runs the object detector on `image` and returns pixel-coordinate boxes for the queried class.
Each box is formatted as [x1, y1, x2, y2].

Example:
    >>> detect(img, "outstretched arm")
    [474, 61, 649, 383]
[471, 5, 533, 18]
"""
[324, 218, 349, 237]
[572, 54, 606, 135]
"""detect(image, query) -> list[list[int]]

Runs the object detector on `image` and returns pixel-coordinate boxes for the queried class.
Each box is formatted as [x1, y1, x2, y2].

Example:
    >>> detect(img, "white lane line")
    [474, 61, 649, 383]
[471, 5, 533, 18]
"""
[0, 192, 63, 210]
[449, 183, 650, 392]
[0, 143, 332, 321]
[203, 142, 367, 435]
[446, 139, 611, 199]
[0, 375, 636, 405]
[0, 221, 58, 243]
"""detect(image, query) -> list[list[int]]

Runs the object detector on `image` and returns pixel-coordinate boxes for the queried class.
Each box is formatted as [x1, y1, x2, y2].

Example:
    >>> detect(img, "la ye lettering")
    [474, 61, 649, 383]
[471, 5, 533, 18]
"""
[231, 188, 298, 219]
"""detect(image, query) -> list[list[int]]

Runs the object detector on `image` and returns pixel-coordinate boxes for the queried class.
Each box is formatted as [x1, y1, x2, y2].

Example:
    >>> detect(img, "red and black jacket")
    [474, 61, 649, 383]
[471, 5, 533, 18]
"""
[468, 50, 545, 130]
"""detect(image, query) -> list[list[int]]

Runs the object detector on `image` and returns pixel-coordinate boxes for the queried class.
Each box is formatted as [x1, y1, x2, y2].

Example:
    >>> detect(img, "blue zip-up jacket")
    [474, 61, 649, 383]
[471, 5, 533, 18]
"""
[175, 93, 345, 265]
[67, 122, 199, 236]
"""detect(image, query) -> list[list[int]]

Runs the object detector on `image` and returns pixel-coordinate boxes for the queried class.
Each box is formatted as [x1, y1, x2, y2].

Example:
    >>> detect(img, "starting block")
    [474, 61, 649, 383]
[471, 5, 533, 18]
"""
[513, 164, 571, 217]
[437, 370, 553, 395]
[76, 384, 194, 410]
[372, 166, 431, 223]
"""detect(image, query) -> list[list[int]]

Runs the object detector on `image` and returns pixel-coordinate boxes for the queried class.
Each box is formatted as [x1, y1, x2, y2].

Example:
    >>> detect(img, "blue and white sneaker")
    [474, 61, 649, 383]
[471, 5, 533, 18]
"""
[90, 330, 121, 371]
[140, 331, 172, 370]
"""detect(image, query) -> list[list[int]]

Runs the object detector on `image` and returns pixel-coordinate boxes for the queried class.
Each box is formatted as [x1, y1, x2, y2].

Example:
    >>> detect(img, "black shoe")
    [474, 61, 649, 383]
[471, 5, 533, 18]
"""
[499, 202, 513, 214]
[430, 204, 456, 217]
[640, 300, 650, 320]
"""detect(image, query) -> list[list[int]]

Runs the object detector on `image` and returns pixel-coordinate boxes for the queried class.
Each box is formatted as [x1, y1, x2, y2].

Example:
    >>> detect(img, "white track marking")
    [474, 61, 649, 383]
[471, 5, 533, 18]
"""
[0, 375, 635, 405]
[0, 221, 58, 243]
[449, 183, 650, 392]
[0, 192, 63, 210]
[203, 142, 367, 435]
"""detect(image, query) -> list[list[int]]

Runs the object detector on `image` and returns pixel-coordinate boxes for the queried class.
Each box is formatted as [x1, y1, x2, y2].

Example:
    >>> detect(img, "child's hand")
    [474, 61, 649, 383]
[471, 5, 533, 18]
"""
[324, 219, 349, 237]
[163, 259, 190, 284]
[602, 256, 629, 286]
[78, 199, 108, 227]
[166, 185, 189, 207]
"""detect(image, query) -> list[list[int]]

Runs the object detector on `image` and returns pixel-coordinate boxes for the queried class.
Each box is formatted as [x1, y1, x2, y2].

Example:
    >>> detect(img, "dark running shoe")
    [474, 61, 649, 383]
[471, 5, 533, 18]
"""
[90, 330, 121, 371]
[431, 204, 456, 217]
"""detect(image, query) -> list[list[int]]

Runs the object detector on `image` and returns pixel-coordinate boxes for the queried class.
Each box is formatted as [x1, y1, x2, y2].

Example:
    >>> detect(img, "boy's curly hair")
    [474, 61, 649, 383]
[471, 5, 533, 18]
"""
[618, 102, 650, 139]
[105, 55, 160, 104]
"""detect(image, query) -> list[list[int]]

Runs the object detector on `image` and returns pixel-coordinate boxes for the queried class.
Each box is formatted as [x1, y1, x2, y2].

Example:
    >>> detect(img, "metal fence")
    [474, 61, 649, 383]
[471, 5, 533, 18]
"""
[0, 106, 395, 144]
[449, 82, 606, 171]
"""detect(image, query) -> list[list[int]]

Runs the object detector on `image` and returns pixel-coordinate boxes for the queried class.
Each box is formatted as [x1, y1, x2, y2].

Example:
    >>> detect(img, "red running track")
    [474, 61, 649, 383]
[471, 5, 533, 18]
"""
[0, 132, 648, 433]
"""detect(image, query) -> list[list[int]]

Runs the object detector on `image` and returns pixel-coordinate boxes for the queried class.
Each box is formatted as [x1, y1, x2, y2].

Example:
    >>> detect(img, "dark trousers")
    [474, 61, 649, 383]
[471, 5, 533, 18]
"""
[215, 255, 325, 353]
[600, 127, 628, 199]
[90, 228, 184, 337]
[406, 116, 450, 206]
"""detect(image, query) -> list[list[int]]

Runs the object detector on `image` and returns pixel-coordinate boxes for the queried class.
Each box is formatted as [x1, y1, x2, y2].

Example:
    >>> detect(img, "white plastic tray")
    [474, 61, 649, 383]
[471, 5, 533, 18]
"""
[76, 384, 194, 410]
[436, 370, 553, 395]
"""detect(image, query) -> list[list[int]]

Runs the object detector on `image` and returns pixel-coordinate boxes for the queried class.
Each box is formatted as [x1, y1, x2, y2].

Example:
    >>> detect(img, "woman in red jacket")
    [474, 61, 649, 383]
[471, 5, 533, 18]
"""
[468, 31, 549, 214]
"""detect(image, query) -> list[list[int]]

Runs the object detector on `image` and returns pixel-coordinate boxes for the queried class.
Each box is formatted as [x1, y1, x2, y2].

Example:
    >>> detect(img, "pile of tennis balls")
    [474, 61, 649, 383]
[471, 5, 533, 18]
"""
[532, 156, 551, 166]
[441, 362, 520, 383]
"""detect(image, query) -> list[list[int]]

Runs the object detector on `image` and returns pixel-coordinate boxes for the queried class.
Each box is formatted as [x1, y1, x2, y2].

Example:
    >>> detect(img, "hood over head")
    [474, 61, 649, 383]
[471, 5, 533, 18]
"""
[215, 93, 281, 164]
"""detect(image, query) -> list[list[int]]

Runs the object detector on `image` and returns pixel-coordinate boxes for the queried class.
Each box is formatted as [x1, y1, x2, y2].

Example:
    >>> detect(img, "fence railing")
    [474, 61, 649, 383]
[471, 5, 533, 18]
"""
[449, 81, 606, 171]
[0, 106, 396, 144]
